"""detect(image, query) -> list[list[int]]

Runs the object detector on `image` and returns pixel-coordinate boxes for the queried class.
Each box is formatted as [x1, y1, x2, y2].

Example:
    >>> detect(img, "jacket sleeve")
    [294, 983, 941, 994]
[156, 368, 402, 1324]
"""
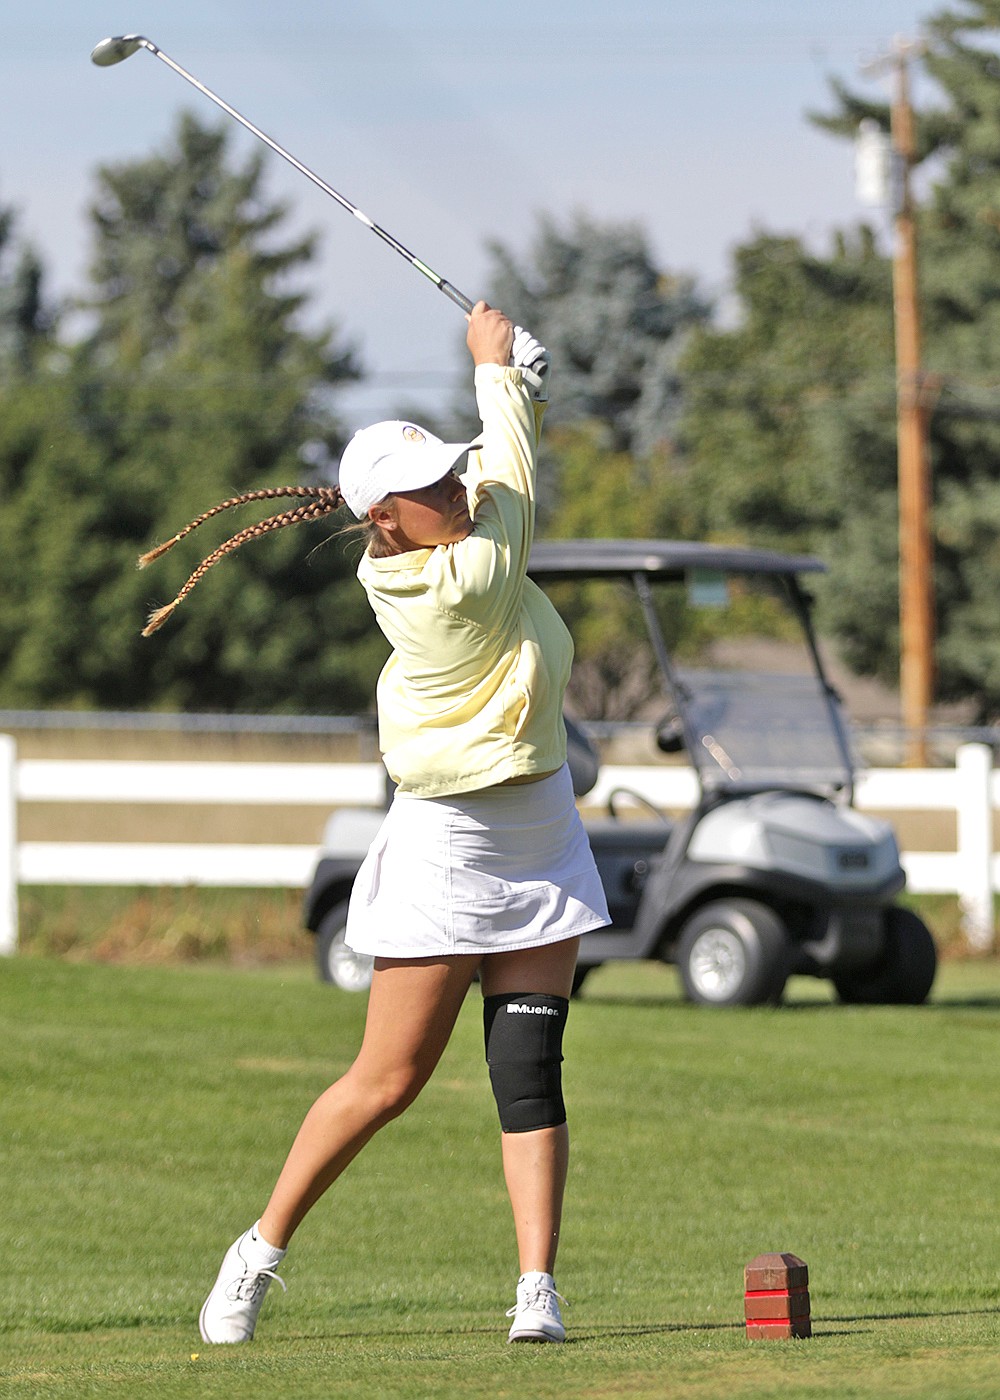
[430, 365, 546, 626]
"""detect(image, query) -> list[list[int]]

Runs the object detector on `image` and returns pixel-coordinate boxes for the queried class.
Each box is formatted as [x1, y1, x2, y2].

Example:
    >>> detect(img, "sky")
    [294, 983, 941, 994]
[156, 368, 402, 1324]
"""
[4, 0, 938, 430]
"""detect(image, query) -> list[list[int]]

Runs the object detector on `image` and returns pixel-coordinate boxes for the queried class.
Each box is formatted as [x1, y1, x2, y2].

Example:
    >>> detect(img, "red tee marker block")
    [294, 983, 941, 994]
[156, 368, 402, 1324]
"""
[744, 1253, 811, 1339]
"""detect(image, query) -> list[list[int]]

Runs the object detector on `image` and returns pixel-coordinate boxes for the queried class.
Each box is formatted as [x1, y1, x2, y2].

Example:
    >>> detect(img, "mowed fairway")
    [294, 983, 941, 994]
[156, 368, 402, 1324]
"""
[1, 955, 999, 1399]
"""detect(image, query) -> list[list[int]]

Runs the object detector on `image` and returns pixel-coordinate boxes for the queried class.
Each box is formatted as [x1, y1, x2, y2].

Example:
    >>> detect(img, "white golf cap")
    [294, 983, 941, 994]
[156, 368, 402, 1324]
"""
[337, 420, 481, 518]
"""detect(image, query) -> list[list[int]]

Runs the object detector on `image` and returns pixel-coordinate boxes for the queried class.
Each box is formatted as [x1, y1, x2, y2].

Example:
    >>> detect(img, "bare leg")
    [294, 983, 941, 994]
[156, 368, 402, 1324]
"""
[259, 954, 479, 1248]
[480, 937, 580, 1275]
[499, 1124, 568, 1275]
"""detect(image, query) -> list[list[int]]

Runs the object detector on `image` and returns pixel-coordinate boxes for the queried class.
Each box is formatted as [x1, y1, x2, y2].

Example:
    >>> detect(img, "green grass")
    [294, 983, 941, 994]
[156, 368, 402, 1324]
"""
[1, 957, 999, 1399]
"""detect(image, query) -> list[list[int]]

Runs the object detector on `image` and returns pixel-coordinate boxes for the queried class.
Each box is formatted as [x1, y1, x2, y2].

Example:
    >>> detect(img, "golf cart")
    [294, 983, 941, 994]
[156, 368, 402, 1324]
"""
[303, 538, 937, 1007]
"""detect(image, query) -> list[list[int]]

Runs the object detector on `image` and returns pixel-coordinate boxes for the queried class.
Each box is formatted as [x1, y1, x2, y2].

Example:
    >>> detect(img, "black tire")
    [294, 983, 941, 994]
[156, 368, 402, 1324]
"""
[314, 902, 374, 992]
[833, 907, 937, 1005]
[676, 899, 790, 1007]
[570, 964, 593, 997]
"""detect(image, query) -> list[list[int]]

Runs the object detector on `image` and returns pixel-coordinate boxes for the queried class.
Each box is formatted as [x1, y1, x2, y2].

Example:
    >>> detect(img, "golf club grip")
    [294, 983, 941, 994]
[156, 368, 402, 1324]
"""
[438, 282, 475, 314]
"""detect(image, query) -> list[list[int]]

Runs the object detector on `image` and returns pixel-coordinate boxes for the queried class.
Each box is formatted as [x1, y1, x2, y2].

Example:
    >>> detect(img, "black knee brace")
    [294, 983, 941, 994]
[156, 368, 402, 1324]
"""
[483, 992, 569, 1133]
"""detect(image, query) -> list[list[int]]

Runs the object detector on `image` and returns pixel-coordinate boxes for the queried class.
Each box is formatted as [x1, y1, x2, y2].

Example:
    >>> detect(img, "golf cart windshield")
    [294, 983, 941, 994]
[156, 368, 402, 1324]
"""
[528, 540, 855, 798]
[648, 566, 854, 793]
[672, 666, 851, 790]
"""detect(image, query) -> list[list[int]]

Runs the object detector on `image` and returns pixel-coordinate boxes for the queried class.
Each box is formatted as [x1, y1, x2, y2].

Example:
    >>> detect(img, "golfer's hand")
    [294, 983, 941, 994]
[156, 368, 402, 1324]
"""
[467, 302, 514, 367]
[510, 326, 551, 402]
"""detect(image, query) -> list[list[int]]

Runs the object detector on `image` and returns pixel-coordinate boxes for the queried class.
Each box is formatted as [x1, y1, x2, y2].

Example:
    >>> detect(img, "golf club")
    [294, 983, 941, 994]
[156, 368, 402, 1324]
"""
[90, 34, 475, 314]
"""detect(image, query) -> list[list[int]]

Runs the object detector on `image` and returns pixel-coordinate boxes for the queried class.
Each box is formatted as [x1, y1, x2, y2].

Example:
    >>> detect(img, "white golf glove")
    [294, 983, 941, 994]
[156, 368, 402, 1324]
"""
[510, 325, 551, 402]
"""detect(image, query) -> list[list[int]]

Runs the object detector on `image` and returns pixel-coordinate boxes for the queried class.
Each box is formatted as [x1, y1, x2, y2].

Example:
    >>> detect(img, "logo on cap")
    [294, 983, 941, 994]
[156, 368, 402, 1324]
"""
[402, 425, 425, 444]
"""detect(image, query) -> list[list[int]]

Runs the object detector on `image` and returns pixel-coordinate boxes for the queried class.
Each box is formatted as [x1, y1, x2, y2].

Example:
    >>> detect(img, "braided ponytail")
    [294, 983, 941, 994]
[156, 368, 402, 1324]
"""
[138, 484, 345, 636]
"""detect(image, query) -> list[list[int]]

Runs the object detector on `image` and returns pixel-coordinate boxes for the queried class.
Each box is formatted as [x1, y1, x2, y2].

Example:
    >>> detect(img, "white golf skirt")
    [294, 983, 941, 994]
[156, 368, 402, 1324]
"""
[344, 764, 610, 958]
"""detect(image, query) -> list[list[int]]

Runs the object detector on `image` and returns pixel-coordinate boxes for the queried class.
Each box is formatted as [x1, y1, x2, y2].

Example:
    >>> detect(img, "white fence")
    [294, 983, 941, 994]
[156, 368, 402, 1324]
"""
[0, 736, 996, 956]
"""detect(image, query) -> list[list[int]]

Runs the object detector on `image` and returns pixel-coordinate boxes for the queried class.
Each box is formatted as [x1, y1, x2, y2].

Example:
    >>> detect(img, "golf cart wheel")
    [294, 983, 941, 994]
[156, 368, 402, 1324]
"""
[571, 964, 592, 997]
[315, 902, 374, 993]
[676, 899, 790, 1007]
[833, 907, 937, 1006]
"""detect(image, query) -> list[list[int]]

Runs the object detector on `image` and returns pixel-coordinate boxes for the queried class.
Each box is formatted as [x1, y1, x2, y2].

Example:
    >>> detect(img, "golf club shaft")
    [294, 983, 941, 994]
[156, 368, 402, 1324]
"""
[91, 35, 474, 314]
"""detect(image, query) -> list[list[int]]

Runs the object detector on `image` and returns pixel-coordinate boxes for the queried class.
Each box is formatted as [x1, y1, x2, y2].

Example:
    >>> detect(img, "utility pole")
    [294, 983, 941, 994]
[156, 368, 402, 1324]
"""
[860, 39, 934, 766]
[891, 39, 935, 767]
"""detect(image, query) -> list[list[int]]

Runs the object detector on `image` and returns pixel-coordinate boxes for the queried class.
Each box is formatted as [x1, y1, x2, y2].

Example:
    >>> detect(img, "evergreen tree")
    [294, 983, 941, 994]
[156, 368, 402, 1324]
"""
[679, 228, 897, 549]
[911, 0, 1000, 710]
[680, 1, 1000, 720]
[85, 114, 313, 363]
[0, 117, 384, 713]
[0, 197, 55, 372]
[486, 213, 710, 459]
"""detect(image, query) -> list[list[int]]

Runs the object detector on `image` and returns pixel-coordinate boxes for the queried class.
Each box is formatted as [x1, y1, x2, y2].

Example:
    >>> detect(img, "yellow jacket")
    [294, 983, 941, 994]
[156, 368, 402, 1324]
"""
[357, 364, 573, 797]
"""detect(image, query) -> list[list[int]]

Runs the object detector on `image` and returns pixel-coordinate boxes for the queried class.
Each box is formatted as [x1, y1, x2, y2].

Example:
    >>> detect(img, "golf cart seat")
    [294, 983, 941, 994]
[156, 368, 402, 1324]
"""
[564, 713, 600, 798]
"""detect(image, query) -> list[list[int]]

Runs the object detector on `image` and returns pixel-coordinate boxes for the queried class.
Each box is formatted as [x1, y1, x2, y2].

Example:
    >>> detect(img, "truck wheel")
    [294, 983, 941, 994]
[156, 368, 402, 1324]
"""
[676, 899, 790, 1007]
[833, 907, 937, 1005]
[315, 902, 374, 992]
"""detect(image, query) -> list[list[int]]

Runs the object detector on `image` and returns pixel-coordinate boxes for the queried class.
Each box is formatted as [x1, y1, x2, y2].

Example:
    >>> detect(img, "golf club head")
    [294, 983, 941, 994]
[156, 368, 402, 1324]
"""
[90, 35, 150, 67]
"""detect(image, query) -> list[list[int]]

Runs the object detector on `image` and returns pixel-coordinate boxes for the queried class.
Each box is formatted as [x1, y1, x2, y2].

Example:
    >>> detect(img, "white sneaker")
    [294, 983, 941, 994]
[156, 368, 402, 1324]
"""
[198, 1225, 287, 1344]
[506, 1271, 566, 1343]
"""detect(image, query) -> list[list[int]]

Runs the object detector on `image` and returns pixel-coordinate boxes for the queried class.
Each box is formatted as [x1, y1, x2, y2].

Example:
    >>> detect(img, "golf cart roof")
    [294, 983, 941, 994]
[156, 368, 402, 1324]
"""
[527, 539, 826, 580]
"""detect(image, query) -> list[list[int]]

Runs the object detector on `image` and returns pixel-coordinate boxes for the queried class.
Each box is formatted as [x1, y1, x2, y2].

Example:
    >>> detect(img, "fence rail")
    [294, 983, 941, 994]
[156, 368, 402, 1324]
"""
[1, 736, 996, 956]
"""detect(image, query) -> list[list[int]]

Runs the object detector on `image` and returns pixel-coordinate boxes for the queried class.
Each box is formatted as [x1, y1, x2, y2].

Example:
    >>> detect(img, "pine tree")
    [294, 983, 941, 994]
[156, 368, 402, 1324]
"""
[0, 117, 384, 713]
[485, 212, 710, 459]
[0, 197, 55, 372]
[680, 1, 1000, 720]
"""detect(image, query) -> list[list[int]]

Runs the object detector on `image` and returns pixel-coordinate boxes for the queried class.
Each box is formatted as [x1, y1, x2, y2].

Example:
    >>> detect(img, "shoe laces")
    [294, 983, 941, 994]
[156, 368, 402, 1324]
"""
[227, 1264, 287, 1305]
[506, 1282, 567, 1319]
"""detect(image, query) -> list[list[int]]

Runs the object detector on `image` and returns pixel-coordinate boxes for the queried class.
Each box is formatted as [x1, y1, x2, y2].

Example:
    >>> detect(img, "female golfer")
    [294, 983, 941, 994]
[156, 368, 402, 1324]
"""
[196, 302, 609, 1346]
